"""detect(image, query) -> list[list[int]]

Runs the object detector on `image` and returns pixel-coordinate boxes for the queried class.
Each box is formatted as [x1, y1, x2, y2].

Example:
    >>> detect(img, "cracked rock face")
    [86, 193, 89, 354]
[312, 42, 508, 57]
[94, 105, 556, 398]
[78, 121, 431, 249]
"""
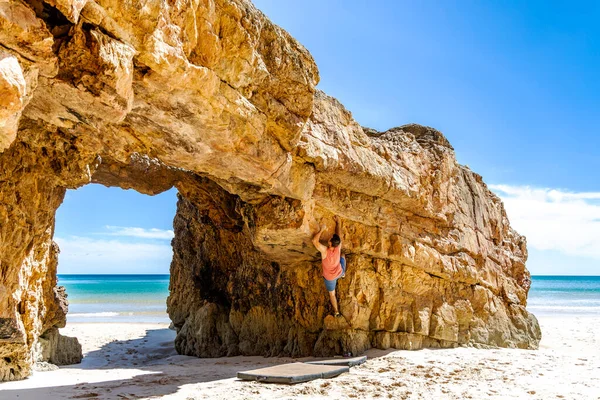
[0, 0, 540, 381]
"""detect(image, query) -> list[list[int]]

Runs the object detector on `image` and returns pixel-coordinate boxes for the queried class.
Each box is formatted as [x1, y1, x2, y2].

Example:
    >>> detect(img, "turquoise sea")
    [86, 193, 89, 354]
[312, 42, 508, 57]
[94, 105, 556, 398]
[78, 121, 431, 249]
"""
[58, 274, 170, 323]
[58, 275, 600, 323]
[527, 275, 600, 316]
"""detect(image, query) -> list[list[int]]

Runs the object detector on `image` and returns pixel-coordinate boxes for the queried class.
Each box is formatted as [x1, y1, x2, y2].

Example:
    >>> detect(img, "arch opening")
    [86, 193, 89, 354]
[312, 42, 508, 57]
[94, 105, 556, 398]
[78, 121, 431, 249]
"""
[55, 184, 176, 320]
[37, 174, 178, 366]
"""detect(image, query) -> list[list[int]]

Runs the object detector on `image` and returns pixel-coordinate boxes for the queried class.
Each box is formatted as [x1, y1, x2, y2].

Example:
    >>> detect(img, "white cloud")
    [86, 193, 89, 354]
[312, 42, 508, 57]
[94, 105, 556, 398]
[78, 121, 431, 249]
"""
[54, 236, 173, 274]
[103, 226, 174, 240]
[490, 184, 600, 260]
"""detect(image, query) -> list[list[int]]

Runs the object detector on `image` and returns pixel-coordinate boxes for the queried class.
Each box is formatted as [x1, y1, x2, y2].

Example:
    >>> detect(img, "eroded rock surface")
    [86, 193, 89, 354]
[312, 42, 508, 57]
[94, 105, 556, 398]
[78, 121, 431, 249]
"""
[0, 0, 540, 381]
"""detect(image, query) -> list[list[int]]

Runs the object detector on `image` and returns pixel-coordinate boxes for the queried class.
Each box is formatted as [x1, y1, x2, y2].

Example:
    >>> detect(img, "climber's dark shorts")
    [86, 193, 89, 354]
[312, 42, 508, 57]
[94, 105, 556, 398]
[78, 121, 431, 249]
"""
[323, 257, 346, 292]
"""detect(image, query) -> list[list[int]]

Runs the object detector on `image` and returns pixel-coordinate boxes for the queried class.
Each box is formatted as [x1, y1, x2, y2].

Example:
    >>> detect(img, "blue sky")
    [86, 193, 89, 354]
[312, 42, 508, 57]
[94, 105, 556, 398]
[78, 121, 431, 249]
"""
[55, 186, 177, 274]
[55, 0, 599, 275]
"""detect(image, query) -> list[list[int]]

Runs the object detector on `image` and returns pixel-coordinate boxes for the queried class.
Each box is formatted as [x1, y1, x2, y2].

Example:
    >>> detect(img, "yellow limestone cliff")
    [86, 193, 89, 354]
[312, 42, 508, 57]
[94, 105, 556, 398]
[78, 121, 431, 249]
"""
[0, 0, 540, 381]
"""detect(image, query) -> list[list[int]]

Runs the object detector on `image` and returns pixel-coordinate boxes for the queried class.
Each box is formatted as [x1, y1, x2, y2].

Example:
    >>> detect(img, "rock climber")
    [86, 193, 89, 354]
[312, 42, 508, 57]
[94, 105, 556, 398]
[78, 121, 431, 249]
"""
[312, 215, 346, 317]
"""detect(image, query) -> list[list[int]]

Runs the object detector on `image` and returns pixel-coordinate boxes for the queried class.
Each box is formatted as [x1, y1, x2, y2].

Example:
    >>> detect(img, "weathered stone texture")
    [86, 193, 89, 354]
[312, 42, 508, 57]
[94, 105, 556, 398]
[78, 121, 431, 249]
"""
[37, 327, 82, 365]
[0, 0, 540, 381]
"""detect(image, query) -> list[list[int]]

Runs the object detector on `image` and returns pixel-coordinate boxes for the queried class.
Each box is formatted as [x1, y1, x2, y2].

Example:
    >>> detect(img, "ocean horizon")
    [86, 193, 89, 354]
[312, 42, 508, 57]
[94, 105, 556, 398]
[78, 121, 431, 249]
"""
[58, 274, 171, 323]
[57, 274, 600, 323]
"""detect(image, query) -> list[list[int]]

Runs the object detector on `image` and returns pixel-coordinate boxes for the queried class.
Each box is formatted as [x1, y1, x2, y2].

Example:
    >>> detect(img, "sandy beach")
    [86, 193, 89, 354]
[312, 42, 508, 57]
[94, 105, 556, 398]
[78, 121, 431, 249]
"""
[0, 315, 598, 399]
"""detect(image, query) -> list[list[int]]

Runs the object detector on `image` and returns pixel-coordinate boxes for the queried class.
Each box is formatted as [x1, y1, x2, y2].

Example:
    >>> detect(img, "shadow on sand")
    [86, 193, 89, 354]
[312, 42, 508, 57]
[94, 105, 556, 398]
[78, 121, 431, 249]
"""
[0, 328, 399, 399]
[0, 328, 292, 399]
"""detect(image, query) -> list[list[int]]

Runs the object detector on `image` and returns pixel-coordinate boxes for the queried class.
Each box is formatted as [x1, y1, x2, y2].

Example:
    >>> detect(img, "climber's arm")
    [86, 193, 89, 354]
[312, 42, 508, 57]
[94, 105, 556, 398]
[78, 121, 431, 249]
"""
[334, 216, 342, 247]
[312, 226, 328, 257]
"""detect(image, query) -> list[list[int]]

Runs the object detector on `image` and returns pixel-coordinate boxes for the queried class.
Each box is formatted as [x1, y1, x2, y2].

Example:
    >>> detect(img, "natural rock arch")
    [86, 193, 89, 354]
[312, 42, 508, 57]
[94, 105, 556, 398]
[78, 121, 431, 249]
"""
[0, 0, 540, 381]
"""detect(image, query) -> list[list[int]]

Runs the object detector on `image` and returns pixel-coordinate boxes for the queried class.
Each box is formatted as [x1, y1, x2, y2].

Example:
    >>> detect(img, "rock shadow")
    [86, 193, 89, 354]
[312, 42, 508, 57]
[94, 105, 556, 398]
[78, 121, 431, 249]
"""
[0, 327, 292, 399]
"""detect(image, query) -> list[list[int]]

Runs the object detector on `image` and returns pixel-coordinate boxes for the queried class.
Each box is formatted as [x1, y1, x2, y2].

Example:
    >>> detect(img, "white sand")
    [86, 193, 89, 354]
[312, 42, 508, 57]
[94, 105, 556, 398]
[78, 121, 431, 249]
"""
[0, 315, 598, 399]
